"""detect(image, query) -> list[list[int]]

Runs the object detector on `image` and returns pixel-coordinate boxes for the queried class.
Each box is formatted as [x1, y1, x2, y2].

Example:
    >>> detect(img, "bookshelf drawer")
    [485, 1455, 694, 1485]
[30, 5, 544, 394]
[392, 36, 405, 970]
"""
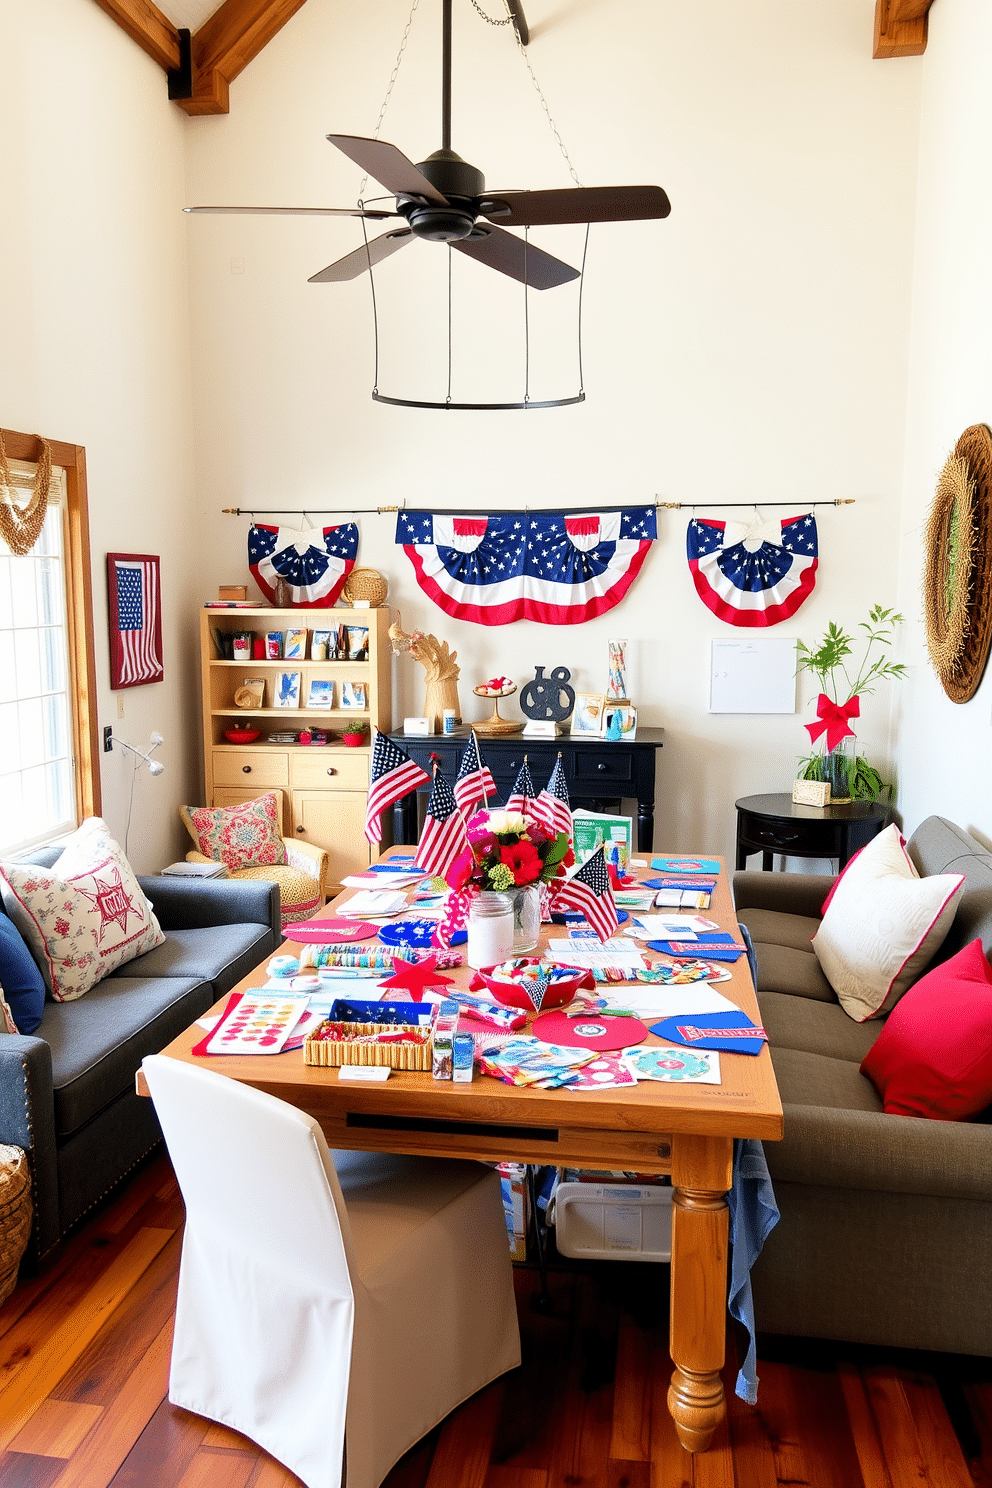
[213, 750, 290, 788]
[291, 750, 368, 791]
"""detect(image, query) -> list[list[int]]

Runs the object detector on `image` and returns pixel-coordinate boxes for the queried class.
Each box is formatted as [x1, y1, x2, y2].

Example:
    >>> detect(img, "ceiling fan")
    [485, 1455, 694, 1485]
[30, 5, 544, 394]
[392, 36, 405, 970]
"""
[187, 0, 671, 293]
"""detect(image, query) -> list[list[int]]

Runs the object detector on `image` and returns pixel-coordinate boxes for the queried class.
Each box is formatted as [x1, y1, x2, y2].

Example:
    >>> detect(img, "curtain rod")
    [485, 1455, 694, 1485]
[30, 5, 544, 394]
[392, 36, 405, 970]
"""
[222, 498, 854, 517]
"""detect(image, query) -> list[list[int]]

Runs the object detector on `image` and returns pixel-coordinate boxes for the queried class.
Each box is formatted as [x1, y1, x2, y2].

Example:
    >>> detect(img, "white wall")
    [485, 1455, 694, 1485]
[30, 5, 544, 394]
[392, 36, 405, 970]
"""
[183, 0, 922, 865]
[895, 0, 992, 846]
[1, 0, 201, 870]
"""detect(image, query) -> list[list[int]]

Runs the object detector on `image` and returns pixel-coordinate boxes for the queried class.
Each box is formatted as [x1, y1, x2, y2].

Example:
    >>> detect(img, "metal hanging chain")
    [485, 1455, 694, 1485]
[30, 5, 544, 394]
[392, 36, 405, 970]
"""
[507, 12, 582, 187]
[469, 0, 512, 24]
[356, 0, 423, 203]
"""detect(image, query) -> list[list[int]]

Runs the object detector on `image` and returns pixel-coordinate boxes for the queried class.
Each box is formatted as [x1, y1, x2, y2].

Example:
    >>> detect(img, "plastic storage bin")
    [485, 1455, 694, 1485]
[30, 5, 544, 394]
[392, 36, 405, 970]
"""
[551, 1181, 673, 1262]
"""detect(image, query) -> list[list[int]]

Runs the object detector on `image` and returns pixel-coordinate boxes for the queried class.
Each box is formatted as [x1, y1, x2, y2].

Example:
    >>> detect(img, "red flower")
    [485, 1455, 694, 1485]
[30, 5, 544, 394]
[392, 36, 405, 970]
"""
[500, 841, 542, 885]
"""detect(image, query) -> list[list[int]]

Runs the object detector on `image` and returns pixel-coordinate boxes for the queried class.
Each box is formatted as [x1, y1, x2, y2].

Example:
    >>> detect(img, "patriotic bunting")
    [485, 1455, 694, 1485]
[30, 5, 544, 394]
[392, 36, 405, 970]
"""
[506, 759, 537, 816]
[417, 768, 469, 880]
[364, 730, 430, 846]
[556, 847, 619, 943]
[531, 755, 572, 842]
[686, 513, 818, 628]
[248, 523, 359, 608]
[395, 506, 657, 626]
[453, 732, 496, 815]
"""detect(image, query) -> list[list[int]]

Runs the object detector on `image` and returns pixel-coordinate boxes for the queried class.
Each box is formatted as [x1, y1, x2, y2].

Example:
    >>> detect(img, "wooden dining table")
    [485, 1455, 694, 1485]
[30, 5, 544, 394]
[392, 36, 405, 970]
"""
[137, 850, 783, 1454]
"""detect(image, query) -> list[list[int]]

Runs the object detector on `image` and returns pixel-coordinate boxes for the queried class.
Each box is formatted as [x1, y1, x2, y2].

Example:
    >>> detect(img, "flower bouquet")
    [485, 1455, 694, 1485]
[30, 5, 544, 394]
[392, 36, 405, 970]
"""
[446, 809, 574, 895]
[439, 809, 574, 957]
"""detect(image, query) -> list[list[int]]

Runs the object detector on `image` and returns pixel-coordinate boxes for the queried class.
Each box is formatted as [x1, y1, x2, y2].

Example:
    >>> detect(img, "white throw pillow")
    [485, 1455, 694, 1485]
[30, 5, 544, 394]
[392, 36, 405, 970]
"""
[0, 818, 165, 1002]
[812, 823, 964, 1021]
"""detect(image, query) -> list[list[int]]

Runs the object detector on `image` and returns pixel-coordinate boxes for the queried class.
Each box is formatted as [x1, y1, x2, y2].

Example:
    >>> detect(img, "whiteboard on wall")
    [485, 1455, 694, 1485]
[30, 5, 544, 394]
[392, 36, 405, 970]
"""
[709, 637, 798, 714]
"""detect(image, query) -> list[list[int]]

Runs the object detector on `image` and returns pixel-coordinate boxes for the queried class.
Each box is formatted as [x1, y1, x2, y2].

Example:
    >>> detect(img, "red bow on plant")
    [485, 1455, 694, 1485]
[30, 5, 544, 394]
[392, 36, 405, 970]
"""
[805, 693, 860, 752]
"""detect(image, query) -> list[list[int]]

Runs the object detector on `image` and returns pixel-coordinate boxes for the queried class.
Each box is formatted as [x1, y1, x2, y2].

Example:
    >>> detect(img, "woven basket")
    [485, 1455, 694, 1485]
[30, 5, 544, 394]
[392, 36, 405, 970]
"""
[342, 568, 388, 607]
[0, 1146, 32, 1306]
[305, 1020, 433, 1070]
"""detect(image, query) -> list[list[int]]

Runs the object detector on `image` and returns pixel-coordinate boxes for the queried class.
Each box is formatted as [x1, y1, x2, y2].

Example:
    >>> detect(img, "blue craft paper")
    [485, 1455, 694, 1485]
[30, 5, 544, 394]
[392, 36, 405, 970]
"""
[649, 1010, 767, 1055]
[644, 877, 718, 892]
[647, 941, 747, 961]
[329, 999, 434, 1026]
[650, 856, 721, 875]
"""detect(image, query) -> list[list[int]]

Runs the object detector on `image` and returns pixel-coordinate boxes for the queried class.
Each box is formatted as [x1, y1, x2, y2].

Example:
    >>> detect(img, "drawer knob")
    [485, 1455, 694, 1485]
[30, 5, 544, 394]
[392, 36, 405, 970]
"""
[296, 826, 305, 835]
[242, 765, 252, 774]
[326, 767, 336, 776]
[509, 760, 518, 771]
[597, 761, 607, 772]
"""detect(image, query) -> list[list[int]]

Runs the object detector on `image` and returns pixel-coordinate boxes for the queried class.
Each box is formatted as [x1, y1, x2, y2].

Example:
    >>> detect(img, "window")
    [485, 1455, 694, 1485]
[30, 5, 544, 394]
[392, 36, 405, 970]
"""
[0, 431, 100, 855]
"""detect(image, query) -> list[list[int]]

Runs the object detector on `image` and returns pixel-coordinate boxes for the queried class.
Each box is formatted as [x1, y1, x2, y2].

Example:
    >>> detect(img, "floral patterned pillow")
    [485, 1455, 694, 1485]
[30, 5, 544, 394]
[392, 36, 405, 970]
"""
[0, 818, 166, 1003]
[179, 792, 287, 871]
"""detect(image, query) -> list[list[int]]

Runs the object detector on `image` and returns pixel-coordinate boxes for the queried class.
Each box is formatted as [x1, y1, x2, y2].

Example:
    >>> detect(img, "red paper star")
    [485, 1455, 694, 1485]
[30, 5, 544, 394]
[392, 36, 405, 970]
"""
[379, 954, 455, 1000]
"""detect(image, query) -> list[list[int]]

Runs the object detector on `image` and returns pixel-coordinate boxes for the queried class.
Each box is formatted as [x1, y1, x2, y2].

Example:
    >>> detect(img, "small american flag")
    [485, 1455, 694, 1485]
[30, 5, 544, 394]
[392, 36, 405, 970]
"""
[532, 754, 572, 841]
[108, 555, 163, 688]
[556, 847, 619, 943]
[506, 758, 537, 815]
[417, 767, 469, 879]
[364, 730, 430, 845]
[453, 731, 496, 815]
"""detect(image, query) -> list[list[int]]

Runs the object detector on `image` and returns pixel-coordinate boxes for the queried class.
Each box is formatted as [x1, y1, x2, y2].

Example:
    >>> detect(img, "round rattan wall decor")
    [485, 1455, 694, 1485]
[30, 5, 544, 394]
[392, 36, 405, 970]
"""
[924, 423, 992, 703]
[341, 567, 388, 607]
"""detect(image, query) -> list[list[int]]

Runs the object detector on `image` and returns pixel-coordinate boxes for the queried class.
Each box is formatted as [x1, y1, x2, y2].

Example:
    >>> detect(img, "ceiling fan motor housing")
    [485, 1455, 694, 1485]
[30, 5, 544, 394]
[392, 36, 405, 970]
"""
[402, 149, 487, 241]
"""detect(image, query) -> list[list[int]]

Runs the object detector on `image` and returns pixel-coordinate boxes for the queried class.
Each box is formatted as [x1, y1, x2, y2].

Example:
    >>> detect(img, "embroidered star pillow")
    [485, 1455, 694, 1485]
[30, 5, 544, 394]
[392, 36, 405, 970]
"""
[0, 818, 165, 1003]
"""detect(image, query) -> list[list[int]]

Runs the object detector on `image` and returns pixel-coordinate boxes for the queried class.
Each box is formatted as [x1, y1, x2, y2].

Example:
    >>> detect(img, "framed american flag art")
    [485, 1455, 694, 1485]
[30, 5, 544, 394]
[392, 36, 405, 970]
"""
[107, 553, 163, 688]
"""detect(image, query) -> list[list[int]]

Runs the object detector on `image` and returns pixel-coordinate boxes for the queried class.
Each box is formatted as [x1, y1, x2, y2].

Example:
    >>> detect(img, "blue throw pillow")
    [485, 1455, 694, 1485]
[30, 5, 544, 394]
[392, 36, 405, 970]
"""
[0, 913, 46, 1033]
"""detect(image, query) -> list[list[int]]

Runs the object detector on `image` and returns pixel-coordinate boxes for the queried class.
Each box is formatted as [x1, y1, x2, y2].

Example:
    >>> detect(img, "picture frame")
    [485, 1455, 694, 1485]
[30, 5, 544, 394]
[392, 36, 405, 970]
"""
[306, 677, 336, 710]
[311, 630, 333, 661]
[283, 628, 307, 661]
[107, 553, 163, 689]
[235, 679, 265, 709]
[274, 670, 301, 708]
[340, 680, 368, 710]
[570, 692, 606, 736]
[346, 625, 369, 661]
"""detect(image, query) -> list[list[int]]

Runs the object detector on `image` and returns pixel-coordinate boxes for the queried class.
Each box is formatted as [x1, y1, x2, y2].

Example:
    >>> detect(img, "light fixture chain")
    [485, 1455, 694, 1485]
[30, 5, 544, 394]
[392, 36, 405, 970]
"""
[509, 18, 582, 187]
[357, 0, 423, 202]
[469, 0, 512, 24]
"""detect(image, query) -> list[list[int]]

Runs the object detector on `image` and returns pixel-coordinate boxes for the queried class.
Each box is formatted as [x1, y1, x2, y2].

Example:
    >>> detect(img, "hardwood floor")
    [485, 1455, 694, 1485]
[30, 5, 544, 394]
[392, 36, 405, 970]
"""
[1, 1152, 989, 1488]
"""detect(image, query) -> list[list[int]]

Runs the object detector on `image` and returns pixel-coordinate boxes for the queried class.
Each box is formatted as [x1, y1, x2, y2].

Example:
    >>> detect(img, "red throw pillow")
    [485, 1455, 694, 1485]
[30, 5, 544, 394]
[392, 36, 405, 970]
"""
[860, 938, 992, 1119]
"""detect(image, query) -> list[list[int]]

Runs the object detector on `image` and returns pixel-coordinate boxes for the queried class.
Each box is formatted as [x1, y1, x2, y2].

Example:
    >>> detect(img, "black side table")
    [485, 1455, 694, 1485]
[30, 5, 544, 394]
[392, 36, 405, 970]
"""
[735, 792, 890, 871]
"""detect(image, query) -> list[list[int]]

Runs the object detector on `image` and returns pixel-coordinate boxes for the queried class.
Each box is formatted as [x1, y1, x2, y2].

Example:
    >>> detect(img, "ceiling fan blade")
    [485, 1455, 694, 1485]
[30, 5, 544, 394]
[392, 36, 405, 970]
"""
[452, 224, 579, 291]
[308, 229, 414, 283]
[480, 184, 672, 228]
[185, 205, 398, 219]
[326, 135, 450, 205]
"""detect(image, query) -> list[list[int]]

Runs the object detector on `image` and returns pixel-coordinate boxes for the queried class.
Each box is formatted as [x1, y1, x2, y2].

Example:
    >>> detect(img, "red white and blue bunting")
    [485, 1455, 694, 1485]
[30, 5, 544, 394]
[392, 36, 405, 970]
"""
[248, 523, 358, 608]
[395, 507, 657, 626]
[686, 513, 818, 628]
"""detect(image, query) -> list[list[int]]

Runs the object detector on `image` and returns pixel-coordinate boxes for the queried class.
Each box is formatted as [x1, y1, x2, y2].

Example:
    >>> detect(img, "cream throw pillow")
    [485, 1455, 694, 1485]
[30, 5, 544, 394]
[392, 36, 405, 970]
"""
[0, 818, 165, 1003]
[812, 823, 964, 1021]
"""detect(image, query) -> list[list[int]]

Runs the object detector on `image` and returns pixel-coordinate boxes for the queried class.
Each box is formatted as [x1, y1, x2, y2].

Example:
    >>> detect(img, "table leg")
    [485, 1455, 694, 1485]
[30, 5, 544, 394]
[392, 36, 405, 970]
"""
[637, 799, 654, 854]
[392, 791, 418, 846]
[667, 1136, 732, 1453]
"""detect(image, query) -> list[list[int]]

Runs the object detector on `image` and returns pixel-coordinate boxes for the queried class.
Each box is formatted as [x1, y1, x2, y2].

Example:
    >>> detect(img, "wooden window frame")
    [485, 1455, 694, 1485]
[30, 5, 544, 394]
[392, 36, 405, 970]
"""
[2, 428, 101, 828]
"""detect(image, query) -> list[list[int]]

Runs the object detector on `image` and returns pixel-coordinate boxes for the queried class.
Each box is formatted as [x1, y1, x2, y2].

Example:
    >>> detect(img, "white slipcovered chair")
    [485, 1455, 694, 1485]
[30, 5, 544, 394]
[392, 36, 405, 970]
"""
[141, 1056, 521, 1488]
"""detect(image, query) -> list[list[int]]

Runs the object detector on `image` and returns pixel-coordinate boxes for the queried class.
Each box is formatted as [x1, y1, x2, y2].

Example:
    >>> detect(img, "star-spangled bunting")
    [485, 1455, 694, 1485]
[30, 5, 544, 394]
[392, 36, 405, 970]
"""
[417, 768, 469, 879]
[506, 758, 537, 816]
[686, 513, 818, 628]
[522, 968, 550, 1013]
[248, 523, 359, 608]
[531, 755, 572, 842]
[453, 732, 496, 815]
[395, 507, 657, 626]
[556, 847, 619, 943]
[364, 730, 431, 846]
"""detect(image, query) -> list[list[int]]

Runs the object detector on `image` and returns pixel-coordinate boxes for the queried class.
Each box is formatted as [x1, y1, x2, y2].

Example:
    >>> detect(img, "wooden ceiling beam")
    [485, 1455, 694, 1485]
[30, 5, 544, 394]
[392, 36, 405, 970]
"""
[873, 0, 935, 58]
[90, 0, 182, 73]
[178, 0, 310, 115]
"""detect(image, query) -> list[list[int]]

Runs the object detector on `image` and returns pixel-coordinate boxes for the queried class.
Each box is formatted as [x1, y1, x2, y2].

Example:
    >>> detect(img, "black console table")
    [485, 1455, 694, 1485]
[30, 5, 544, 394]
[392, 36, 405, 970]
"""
[389, 727, 665, 852]
[735, 792, 890, 871]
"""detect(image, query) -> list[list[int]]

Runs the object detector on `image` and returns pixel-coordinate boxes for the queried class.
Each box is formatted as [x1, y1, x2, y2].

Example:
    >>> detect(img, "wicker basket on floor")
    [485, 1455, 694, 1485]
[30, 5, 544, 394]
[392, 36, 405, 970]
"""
[0, 1145, 32, 1306]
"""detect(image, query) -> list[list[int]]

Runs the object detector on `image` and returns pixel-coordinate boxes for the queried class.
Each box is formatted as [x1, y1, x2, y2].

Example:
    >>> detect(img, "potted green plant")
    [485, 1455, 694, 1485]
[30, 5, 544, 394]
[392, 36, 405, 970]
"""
[796, 604, 906, 802]
[341, 720, 370, 748]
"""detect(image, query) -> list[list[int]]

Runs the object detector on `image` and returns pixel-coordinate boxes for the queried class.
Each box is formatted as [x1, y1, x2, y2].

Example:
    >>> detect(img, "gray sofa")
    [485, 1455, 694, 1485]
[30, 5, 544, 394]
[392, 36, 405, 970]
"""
[735, 815, 992, 1356]
[0, 845, 280, 1269]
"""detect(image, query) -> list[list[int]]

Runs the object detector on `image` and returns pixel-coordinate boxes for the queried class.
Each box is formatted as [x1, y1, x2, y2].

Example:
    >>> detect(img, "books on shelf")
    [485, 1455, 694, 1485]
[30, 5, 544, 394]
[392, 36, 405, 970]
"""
[572, 810, 633, 869]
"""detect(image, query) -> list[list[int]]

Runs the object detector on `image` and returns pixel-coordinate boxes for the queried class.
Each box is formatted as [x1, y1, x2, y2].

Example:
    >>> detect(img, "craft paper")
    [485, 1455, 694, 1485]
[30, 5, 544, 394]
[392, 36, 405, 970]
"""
[622, 1045, 722, 1084]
